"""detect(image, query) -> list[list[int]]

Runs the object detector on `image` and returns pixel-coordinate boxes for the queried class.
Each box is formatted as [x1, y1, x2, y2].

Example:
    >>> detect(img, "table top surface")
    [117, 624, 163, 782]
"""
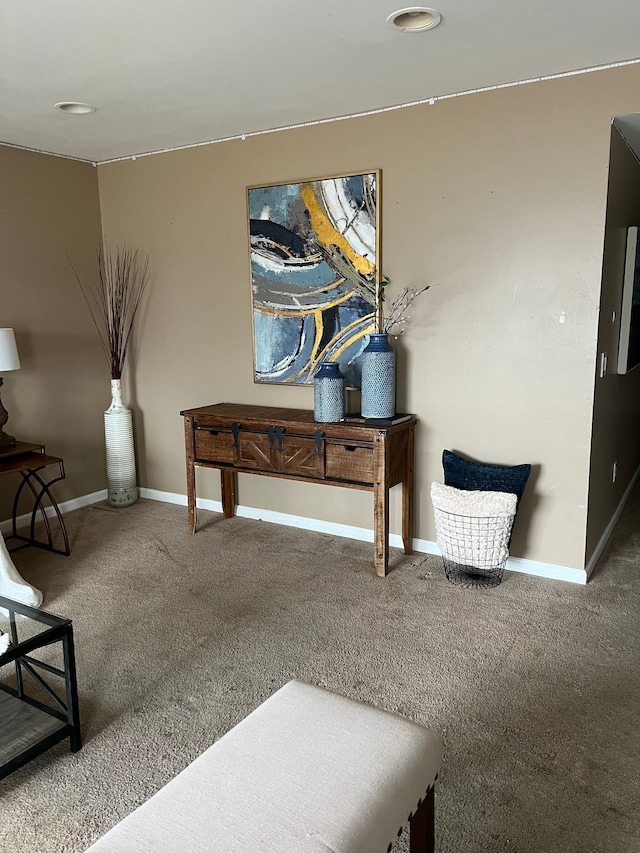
[0, 442, 62, 476]
[181, 402, 416, 430]
[0, 441, 45, 459]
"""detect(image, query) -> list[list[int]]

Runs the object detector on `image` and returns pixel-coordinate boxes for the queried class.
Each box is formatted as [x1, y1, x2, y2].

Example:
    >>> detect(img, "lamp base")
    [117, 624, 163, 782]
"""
[0, 430, 16, 448]
[0, 378, 16, 448]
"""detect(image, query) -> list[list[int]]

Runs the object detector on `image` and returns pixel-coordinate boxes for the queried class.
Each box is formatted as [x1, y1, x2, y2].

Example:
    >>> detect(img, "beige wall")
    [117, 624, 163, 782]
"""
[6, 63, 639, 571]
[587, 125, 640, 563]
[96, 64, 640, 571]
[0, 146, 105, 519]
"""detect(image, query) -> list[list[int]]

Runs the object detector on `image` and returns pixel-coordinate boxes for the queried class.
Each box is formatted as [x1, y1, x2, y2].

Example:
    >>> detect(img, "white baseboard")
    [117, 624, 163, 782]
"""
[141, 487, 376, 540]
[504, 554, 586, 585]
[403, 537, 586, 583]
[1, 484, 588, 584]
[139, 487, 187, 507]
[585, 462, 640, 579]
[0, 489, 107, 537]
[139, 487, 587, 584]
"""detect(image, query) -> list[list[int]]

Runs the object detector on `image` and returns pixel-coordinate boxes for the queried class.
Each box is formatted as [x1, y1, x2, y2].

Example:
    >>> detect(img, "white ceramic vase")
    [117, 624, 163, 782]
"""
[104, 379, 138, 507]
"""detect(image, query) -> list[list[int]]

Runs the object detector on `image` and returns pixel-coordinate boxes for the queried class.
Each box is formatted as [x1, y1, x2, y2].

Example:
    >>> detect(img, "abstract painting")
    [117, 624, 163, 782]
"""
[247, 171, 380, 385]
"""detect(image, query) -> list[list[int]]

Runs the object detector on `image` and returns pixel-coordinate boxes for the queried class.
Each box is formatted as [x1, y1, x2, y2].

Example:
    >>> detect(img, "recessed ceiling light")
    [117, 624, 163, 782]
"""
[54, 102, 97, 115]
[387, 7, 442, 32]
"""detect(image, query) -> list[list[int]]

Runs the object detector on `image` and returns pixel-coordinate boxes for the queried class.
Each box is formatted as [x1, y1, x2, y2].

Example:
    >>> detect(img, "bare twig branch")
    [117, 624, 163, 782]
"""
[381, 283, 434, 337]
[68, 244, 151, 379]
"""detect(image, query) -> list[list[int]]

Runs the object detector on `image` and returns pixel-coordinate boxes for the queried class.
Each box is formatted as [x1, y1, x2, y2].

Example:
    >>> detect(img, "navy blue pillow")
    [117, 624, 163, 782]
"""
[442, 450, 531, 505]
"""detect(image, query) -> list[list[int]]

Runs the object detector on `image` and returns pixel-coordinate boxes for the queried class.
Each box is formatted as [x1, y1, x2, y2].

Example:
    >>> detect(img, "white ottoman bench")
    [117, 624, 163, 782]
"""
[84, 680, 443, 853]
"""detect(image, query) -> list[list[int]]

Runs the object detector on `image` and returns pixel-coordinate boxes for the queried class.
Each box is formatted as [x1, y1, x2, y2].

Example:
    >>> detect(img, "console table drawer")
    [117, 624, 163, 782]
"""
[325, 442, 374, 483]
[281, 435, 324, 478]
[194, 428, 235, 463]
[236, 432, 273, 470]
[235, 432, 324, 478]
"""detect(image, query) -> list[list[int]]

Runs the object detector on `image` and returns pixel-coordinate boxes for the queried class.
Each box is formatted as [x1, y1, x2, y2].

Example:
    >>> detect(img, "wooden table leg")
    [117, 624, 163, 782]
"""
[373, 433, 389, 577]
[402, 425, 415, 555]
[221, 469, 237, 518]
[186, 460, 196, 534]
[184, 417, 197, 534]
[410, 786, 435, 853]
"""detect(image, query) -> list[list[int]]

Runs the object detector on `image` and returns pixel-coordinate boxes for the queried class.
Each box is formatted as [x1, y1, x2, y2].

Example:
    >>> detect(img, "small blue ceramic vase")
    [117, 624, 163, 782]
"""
[313, 362, 346, 422]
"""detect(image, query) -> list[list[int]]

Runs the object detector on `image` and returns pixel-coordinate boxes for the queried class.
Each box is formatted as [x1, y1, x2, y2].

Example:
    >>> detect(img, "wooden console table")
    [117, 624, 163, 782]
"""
[180, 403, 416, 577]
[0, 442, 70, 555]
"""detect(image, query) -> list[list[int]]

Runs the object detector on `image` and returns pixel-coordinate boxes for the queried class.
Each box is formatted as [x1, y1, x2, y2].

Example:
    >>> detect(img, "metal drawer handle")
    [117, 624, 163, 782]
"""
[231, 422, 241, 447]
[267, 426, 285, 453]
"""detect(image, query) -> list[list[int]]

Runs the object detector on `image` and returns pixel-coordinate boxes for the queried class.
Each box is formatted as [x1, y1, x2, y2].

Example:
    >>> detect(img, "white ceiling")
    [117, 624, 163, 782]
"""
[2, 0, 640, 164]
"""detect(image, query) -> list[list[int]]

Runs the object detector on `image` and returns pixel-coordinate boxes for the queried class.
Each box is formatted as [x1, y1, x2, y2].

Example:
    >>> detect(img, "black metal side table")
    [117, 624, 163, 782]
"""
[0, 441, 70, 555]
[0, 594, 81, 779]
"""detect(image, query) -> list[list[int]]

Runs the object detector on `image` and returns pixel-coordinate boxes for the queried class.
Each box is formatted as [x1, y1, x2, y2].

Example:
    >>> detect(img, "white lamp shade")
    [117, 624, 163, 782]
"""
[0, 329, 21, 371]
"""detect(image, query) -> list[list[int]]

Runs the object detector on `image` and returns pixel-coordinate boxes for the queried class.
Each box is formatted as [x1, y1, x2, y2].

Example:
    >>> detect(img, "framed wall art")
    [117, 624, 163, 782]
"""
[247, 170, 380, 385]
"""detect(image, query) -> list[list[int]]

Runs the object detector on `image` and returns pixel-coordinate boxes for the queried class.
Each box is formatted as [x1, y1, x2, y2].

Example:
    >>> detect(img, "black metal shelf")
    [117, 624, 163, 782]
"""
[0, 595, 81, 780]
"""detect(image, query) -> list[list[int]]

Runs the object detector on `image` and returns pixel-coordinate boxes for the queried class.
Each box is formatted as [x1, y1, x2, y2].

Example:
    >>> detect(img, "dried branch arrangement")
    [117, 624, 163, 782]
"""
[376, 276, 434, 337]
[70, 245, 151, 379]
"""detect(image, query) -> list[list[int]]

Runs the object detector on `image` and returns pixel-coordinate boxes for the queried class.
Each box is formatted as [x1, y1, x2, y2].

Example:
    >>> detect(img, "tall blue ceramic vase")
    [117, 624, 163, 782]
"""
[313, 362, 345, 422]
[361, 333, 396, 419]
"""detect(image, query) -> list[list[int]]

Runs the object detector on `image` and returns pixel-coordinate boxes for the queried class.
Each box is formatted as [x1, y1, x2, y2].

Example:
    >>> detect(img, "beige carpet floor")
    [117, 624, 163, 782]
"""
[0, 491, 639, 853]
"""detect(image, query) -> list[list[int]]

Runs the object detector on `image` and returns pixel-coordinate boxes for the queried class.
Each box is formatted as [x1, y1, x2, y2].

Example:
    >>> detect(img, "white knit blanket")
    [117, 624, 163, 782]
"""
[431, 482, 517, 517]
[431, 482, 517, 568]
